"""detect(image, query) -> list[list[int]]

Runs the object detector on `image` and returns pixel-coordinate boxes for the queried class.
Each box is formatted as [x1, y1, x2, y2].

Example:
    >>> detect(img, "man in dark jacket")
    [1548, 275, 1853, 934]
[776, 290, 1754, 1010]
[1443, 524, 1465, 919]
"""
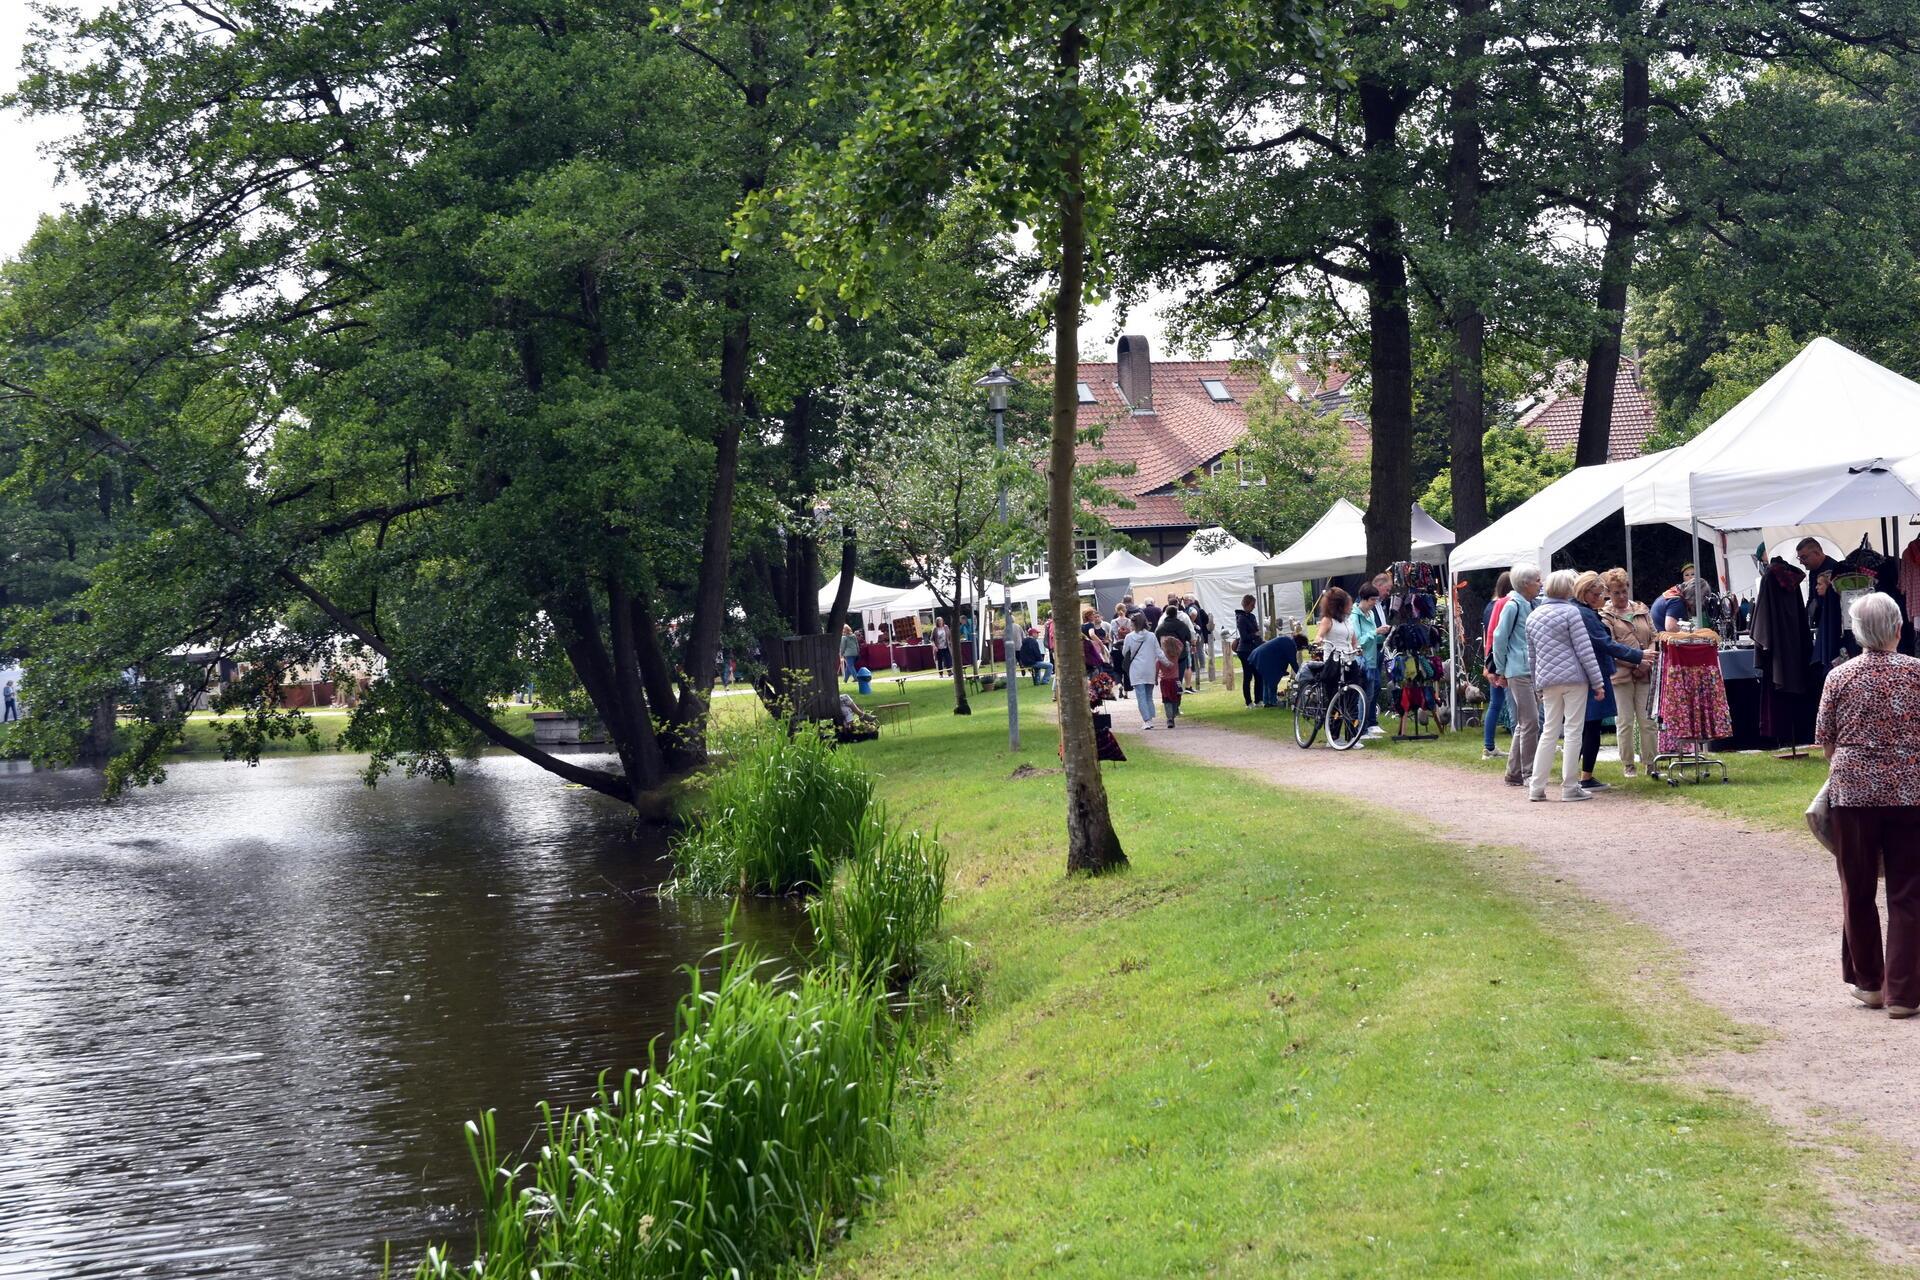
[1015, 626, 1053, 684]
[1234, 594, 1263, 705]
[1248, 634, 1300, 707]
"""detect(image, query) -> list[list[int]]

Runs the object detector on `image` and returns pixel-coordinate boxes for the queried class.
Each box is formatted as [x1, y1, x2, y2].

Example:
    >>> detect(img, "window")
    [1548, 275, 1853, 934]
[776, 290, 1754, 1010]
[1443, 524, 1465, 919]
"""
[1076, 382, 1097, 404]
[1201, 378, 1233, 402]
[1076, 537, 1099, 571]
[1207, 458, 1226, 477]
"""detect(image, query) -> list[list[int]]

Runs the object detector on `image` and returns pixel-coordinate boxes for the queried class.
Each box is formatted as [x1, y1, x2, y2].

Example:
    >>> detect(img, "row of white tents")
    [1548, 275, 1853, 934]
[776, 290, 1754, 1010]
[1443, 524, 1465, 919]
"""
[823, 336, 1920, 686]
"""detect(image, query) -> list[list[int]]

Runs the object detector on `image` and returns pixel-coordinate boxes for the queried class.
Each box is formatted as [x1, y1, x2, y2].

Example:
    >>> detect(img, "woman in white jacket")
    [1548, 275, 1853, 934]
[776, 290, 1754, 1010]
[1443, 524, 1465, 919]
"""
[1122, 612, 1161, 729]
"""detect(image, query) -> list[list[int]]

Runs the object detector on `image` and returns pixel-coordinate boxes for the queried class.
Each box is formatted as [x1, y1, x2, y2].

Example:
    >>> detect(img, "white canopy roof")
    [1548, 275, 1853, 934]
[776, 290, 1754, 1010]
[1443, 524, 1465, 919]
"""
[1007, 574, 1091, 606]
[1080, 546, 1158, 584]
[1688, 457, 1920, 531]
[1451, 452, 1672, 574]
[1132, 527, 1272, 586]
[882, 572, 1005, 617]
[817, 573, 905, 614]
[1256, 501, 1454, 586]
[1623, 337, 1920, 526]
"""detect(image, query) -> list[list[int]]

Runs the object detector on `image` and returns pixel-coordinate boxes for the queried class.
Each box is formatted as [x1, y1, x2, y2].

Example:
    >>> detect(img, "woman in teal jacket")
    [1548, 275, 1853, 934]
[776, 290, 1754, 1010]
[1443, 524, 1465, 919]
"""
[1353, 584, 1387, 736]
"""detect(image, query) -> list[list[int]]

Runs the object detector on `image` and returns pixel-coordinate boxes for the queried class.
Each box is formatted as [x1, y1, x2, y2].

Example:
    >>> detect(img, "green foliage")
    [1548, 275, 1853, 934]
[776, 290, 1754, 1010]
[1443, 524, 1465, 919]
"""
[413, 948, 904, 1280]
[1420, 426, 1572, 527]
[669, 719, 876, 895]
[1180, 377, 1366, 551]
[807, 808, 948, 985]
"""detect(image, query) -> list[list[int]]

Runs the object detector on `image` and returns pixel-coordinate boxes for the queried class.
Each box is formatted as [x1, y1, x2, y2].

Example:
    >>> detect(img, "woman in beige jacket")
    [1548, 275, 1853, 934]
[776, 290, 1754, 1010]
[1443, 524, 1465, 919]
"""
[1601, 568, 1658, 777]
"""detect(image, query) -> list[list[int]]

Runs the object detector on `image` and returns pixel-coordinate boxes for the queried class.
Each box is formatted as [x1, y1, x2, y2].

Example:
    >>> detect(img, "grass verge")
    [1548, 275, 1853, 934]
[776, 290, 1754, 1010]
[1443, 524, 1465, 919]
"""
[819, 679, 1890, 1277]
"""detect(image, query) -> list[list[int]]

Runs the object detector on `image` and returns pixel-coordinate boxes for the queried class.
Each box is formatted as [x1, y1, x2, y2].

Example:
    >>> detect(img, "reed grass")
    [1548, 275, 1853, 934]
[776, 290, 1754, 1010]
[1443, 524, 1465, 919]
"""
[807, 807, 948, 985]
[669, 720, 875, 895]
[414, 946, 905, 1280]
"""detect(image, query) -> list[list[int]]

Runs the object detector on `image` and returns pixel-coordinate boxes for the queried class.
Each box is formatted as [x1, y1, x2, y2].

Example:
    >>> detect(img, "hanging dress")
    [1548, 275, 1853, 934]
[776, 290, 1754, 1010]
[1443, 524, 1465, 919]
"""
[1655, 637, 1733, 754]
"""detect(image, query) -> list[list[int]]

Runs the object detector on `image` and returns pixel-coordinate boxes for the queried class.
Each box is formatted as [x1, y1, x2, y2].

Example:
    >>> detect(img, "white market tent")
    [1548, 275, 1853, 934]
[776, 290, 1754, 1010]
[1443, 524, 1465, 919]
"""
[817, 573, 905, 615]
[1080, 546, 1159, 585]
[883, 574, 1006, 618]
[1007, 574, 1091, 607]
[1131, 528, 1284, 654]
[1451, 451, 1673, 575]
[1256, 500, 1455, 585]
[1624, 337, 1920, 529]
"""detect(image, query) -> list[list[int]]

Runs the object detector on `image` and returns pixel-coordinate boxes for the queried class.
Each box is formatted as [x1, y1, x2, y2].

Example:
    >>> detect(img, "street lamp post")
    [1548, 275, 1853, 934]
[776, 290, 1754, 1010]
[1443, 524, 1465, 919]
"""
[975, 367, 1019, 751]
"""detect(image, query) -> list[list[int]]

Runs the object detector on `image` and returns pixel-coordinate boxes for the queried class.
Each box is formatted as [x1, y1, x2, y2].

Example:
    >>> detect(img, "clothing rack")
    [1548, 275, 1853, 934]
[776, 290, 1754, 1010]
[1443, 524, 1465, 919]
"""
[1650, 633, 1730, 786]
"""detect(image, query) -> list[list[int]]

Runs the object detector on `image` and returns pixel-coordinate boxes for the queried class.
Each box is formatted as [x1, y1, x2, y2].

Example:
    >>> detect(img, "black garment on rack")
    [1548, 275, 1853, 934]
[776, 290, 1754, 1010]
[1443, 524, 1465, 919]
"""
[1752, 558, 1813, 744]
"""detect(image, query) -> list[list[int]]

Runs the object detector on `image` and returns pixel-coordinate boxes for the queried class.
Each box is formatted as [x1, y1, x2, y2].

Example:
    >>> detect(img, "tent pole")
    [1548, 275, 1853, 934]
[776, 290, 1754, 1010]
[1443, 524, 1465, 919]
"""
[1624, 512, 1635, 596]
[1447, 552, 1459, 729]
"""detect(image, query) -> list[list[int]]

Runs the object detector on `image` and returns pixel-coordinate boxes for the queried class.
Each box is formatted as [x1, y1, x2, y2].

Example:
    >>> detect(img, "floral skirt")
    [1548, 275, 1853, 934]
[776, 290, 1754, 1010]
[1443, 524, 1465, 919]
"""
[1656, 661, 1732, 754]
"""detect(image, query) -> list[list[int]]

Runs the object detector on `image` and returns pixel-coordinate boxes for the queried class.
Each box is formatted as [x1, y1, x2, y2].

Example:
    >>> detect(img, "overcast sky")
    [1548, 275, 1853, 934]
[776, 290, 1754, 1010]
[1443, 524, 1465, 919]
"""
[0, 7, 1220, 360]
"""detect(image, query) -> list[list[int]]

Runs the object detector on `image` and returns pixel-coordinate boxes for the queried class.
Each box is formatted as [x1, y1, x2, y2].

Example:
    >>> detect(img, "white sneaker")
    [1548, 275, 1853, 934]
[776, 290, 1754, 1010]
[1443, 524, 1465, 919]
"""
[1528, 789, 1547, 802]
[1561, 788, 1591, 802]
[1853, 986, 1886, 1009]
[1141, 722, 1154, 731]
[1363, 727, 1386, 740]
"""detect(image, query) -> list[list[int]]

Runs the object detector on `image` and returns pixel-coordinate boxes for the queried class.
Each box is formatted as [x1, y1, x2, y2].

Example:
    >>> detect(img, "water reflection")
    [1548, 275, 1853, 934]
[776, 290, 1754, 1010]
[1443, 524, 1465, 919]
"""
[0, 752, 801, 1278]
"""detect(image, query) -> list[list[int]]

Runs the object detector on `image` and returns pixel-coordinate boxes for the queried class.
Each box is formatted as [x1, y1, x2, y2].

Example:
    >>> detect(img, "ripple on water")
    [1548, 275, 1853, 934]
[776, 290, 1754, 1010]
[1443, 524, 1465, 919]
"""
[0, 751, 803, 1278]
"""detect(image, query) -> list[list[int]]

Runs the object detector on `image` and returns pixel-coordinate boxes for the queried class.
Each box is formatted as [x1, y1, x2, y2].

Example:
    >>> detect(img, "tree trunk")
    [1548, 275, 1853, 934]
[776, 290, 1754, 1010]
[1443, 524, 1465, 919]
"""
[1576, 2, 1650, 469]
[948, 606, 973, 715]
[822, 532, 857, 639]
[1359, 78, 1415, 573]
[1053, 21, 1126, 876]
[1443, 0, 1490, 540]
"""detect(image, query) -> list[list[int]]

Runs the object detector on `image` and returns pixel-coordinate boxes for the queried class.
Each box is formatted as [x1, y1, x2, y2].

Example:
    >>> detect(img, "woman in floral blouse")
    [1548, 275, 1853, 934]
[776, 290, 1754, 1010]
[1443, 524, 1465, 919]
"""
[1814, 592, 1920, 1017]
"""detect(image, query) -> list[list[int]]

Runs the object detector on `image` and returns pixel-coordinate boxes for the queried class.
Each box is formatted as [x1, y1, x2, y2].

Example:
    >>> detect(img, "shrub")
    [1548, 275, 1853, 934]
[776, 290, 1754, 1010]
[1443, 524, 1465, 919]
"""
[807, 808, 947, 985]
[415, 947, 904, 1280]
[669, 720, 874, 895]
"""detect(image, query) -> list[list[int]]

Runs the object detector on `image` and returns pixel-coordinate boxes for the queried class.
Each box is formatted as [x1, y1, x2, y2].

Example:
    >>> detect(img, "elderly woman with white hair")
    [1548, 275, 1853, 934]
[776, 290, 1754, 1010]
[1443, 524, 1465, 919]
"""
[1814, 591, 1920, 1017]
[1523, 569, 1605, 803]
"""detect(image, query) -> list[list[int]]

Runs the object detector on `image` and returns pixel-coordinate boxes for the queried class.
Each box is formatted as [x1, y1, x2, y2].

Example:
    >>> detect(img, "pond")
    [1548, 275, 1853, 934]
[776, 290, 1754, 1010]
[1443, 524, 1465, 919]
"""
[0, 751, 801, 1278]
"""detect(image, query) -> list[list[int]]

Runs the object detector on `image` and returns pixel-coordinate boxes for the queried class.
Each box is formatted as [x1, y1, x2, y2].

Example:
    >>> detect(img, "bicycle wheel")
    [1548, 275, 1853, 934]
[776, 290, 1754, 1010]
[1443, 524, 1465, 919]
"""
[1292, 688, 1324, 748]
[1326, 684, 1368, 750]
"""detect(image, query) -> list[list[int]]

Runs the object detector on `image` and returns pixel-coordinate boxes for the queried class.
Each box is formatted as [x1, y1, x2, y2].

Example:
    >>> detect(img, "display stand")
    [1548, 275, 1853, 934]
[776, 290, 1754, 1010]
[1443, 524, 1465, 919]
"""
[1650, 635, 1729, 786]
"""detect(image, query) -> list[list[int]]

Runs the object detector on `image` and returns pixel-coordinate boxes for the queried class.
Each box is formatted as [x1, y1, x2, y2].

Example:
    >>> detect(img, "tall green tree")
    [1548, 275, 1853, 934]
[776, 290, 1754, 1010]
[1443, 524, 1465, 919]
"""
[776, 0, 1330, 874]
[0, 0, 947, 805]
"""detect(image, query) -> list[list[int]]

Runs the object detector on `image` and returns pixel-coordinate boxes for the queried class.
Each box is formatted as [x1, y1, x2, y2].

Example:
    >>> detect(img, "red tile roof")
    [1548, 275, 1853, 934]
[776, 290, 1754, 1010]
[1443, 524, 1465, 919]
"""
[1043, 358, 1367, 531]
[1518, 357, 1658, 461]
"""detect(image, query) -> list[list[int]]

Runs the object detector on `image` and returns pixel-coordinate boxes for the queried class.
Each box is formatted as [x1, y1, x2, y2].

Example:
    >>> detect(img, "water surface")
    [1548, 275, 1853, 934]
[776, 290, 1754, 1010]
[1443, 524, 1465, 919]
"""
[0, 751, 797, 1278]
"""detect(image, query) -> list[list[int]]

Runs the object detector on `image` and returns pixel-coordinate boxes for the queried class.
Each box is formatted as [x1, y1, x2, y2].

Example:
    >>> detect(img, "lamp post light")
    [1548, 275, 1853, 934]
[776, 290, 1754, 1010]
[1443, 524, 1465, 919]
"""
[975, 366, 1019, 751]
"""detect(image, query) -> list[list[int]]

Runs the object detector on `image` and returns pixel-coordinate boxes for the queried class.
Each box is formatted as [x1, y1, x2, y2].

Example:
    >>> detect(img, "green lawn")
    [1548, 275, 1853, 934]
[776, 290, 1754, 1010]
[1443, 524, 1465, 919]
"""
[168, 704, 541, 757]
[815, 680, 1887, 1278]
[1175, 676, 1829, 835]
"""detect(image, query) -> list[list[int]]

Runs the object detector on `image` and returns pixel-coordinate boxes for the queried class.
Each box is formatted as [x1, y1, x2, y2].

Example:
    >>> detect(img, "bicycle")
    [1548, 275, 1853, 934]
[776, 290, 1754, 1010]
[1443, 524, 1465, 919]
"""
[1292, 650, 1370, 750]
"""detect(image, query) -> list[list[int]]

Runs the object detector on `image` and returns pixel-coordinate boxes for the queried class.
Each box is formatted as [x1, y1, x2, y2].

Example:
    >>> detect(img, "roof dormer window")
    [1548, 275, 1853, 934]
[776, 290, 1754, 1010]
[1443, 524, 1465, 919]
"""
[1076, 382, 1097, 404]
[1201, 378, 1233, 403]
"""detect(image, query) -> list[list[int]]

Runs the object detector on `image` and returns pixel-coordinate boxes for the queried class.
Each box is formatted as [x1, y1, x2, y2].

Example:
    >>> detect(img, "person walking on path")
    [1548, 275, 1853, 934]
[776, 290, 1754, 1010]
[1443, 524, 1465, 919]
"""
[839, 624, 861, 680]
[1353, 584, 1388, 739]
[1235, 594, 1264, 706]
[1480, 571, 1513, 759]
[1573, 571, 1645, 792]
[1123, 612, 1160, 729]
[933, 617, 953, 677]
[1492, 564, 1543, 788]
[1525, 570, 1605, 803]
[1815, 592, 1920, 1017]
[2, 681, 16, 723]
[1156, 602, 1195, 692]
[1601, 569, 1658, 778]
[1157, 633, 1185, 728]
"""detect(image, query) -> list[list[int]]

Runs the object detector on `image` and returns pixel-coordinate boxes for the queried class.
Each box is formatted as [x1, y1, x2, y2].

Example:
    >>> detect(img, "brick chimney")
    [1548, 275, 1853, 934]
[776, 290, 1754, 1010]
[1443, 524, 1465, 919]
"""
[1117, 334, 1153, 413]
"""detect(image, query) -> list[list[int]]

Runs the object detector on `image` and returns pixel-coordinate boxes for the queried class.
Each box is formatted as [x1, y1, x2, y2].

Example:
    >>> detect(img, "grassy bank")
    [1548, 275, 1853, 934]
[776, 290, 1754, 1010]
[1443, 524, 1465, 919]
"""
[1174, 677, 1827, 834]
[822, 680, 1886, 1276]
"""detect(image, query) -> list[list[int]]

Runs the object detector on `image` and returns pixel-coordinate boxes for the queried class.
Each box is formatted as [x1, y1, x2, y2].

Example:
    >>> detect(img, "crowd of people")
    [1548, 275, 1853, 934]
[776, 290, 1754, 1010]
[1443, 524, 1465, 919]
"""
[1032, 594, 1215, 731]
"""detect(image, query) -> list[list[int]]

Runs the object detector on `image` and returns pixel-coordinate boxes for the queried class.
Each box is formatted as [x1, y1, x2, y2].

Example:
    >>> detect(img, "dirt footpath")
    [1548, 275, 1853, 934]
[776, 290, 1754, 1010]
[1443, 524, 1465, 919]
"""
[1109, 708, 1920, 1256]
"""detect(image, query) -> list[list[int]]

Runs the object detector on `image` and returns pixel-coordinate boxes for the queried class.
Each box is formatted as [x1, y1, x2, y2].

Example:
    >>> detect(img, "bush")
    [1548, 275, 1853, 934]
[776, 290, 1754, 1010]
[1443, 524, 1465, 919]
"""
[669, 720, 875, 895]
[807, 808, 947, 985]
[414, 947, 904, 1280]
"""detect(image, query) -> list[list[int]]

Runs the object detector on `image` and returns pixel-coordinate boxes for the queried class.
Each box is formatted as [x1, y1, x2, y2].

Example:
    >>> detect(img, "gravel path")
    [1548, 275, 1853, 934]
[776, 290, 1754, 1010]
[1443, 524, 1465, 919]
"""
[1109, 706, 1920, 1253]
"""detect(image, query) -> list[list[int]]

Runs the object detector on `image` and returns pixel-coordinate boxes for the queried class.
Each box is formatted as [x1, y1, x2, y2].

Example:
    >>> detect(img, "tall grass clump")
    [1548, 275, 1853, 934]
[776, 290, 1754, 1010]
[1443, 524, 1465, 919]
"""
[808, 807, 947, 985]
[670, 719, 874, 895]
[414, 947, 904, 1280]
